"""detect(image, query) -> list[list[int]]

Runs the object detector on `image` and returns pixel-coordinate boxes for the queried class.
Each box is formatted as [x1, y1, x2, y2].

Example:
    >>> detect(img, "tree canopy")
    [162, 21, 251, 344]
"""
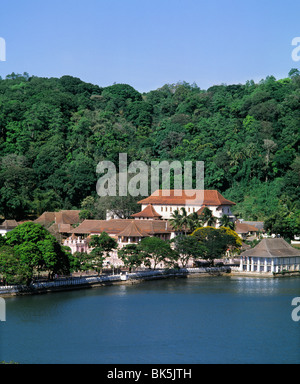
[191, 226, 242, 264]
[0, 222, 72, 284]
[0, 72, 298, 237]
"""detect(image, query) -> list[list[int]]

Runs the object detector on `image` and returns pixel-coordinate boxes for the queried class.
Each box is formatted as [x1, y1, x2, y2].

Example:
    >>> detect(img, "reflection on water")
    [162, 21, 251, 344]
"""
[0, 276, 299, 364]
[232, 277, 281, 295]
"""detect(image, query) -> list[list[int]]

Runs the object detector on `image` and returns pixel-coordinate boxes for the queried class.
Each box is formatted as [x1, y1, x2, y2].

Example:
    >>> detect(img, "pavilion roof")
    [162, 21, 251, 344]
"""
[0, 219, 19, 229]
[117, 221, 150, 237]
[131, 204, 162, 218]
[240, 238, 300, 258]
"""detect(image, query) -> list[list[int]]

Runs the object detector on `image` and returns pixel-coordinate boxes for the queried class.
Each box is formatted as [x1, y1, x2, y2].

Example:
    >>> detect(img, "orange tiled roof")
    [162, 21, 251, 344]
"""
[70, 219, 174, 236]
[196, 206, 205, 215]
[131, 204, 162, 218]
[34, 210, 81, 225]
[235, 222, 260, 234]
[56, 210, 81, 224]
[0, 219, 19, 229]
[34, 212, 56, 224]
[117, 221, 150, 237]
[138, 190, 235, 206]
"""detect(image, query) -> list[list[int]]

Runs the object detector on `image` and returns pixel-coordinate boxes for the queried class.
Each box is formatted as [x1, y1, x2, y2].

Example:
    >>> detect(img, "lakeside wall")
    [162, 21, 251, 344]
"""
[0, 267, 231, 297]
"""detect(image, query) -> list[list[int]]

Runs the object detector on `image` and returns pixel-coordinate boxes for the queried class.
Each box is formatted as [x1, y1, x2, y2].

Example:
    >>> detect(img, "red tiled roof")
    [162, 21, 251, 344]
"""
[196, 206, 205, 215]
[131, 204, 162, 218]
[34, 212, 55, 224]
[0, 219, 19, 229]
[58, 223, 73, 233]
[56, 210, 81, 224]
[235, 222, 260, 234]
[117, 221, 150, 237]
[70, 219, 174, 236]
[34, 210, 81, 225]
[138, 190, 235, 206]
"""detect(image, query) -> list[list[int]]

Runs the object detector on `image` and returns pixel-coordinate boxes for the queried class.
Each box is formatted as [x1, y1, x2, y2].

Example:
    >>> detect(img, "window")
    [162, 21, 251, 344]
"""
[161, 207, 163, 212]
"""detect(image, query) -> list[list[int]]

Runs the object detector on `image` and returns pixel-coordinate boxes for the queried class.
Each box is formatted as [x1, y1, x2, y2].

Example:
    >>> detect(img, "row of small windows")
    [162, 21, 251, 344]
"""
[159, 206, 231, 214]
[161, 206, 196, 213]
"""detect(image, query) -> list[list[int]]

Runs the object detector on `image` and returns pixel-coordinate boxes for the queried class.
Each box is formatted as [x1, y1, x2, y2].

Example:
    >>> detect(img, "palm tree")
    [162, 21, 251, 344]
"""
[170, 208, 203, 235]
[187, 211, 201, 232]
[169, 209, 183, 232]
[200, 207, 217, 227]
[179, 207, 190, 235]
[219, 214, 235, 230]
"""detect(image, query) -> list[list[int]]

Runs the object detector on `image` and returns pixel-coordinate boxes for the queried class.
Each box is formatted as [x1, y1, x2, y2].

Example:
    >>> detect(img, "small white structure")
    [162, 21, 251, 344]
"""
[239, 238, 300, 274]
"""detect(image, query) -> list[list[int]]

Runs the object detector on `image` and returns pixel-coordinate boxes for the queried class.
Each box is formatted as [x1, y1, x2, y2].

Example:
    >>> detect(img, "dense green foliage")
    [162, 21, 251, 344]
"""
[0, 72, 299, 226]
[191, 226, 242, 263]
[89, 232, 118, 274]
[0, 222, 72, 285]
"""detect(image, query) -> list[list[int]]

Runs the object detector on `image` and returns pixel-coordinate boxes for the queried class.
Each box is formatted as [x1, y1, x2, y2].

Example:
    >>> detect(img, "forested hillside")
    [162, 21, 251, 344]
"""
[0, 71, 299, 234]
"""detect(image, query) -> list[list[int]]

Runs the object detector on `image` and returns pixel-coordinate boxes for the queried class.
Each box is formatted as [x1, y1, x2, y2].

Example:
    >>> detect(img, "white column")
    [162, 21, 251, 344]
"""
[239, 257, 243, 272]
[257, 258, 261, 273]
[264, 258, 268, 272]
[246, 257, 250, 272]
[251, 258, 254, 272]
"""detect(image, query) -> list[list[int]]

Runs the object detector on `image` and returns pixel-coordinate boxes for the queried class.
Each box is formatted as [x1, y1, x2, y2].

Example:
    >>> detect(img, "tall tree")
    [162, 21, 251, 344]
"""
[4, 222, 71, 284]
[191, 226, 240, 265]
[199, 207, 217, 227]
[118, 243, 146, 272]
[219, 214, 235, 230]
[139, 237, 177, 269]
[171, 235, 206, 267]
[89, 232, 118, 274]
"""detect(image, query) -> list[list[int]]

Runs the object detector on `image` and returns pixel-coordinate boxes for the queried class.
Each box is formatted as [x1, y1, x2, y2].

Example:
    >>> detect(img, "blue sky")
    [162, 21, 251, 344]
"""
[0, 0, 299, 92]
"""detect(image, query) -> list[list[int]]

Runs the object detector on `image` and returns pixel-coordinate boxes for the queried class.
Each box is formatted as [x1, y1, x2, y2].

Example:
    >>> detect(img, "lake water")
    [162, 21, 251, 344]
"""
[0, 275, 299, 364]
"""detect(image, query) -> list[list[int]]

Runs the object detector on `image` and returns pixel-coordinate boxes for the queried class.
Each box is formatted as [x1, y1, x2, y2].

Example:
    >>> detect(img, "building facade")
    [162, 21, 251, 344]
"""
[136, 189, 236, 224]
[63, 189, 237, 268]
[64, 219, 175, 251]
[238, 238, 300, 274]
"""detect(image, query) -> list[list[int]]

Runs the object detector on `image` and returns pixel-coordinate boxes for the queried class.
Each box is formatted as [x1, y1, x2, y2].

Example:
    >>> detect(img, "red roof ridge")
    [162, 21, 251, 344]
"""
[117, 220, 150, 237]
[131, 203, 162, 218]
[138, 190, 235, 206]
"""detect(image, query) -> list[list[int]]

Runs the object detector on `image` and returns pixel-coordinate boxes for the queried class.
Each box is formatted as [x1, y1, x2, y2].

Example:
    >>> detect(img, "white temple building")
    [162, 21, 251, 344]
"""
[136, 189, 236, 224]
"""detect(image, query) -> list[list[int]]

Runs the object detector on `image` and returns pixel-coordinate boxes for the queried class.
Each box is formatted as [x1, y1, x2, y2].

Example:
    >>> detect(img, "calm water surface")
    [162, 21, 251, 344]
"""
[0, 276, 299, 364]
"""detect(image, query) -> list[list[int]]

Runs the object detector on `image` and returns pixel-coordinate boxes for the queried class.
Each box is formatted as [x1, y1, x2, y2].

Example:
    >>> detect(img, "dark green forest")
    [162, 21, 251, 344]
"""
[0, 71, 299, 234]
